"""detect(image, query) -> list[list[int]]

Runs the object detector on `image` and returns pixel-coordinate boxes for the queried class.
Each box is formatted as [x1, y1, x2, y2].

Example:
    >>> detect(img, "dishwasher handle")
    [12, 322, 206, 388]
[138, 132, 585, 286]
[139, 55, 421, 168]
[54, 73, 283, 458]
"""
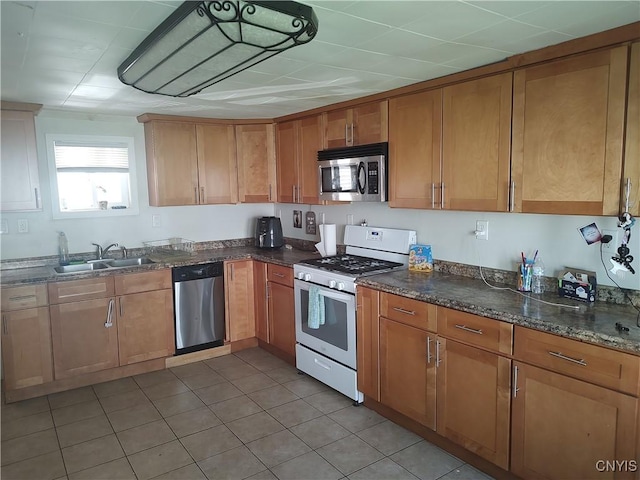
[172, 262, 224, 282]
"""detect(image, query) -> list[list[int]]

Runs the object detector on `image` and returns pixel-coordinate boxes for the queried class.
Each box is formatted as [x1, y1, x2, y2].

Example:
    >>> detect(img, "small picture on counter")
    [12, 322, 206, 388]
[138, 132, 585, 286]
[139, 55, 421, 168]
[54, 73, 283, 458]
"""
[579, 222, 602, 245]
[293, 210, 302, 228]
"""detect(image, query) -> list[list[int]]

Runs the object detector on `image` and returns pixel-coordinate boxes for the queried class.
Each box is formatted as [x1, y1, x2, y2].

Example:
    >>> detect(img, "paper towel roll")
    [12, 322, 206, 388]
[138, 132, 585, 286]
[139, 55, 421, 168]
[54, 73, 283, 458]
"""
[320, 224, 337, 256]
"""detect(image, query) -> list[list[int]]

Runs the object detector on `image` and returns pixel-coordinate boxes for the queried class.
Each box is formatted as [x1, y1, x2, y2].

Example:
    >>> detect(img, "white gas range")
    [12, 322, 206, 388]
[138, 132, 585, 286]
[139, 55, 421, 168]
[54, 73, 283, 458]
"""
[293, 225, 417, 403]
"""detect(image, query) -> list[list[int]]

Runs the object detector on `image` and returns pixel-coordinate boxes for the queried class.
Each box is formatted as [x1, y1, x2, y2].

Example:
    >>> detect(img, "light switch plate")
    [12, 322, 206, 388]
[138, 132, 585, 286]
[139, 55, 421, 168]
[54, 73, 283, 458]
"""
[17, 219, 28, 233]
[152, 214, 161, 228]
[306, 211, 317, 235]
[0, 219, 8, 234]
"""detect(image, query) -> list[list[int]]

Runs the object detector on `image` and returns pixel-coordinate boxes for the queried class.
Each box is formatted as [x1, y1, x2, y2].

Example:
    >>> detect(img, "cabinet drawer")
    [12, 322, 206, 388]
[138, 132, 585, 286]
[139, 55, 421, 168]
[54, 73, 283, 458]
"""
[437, 307, 513, 355]
[1, 284, 48, 311]
[115, 269, 171, 295]
[380, 292, 436, 332]
[48, 276, 115, 304]
[267, 264, 293, 287]
[514, 326, 640, 396]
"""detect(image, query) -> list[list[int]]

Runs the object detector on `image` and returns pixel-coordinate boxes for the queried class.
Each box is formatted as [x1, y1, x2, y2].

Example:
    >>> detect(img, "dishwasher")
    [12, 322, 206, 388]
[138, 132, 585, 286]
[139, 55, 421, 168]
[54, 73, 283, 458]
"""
[173, 262, 225, 355]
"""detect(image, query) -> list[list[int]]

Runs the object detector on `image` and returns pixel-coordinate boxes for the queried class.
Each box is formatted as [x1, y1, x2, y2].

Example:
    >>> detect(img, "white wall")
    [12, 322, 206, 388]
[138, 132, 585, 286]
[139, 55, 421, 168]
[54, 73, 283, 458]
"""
[0, 110, 274, 260]
[277, 203, 640, 291]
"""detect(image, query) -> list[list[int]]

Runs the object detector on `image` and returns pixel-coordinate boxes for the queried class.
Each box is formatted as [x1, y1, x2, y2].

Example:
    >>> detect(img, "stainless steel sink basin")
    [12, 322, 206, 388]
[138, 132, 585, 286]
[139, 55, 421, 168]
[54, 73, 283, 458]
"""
[106, 257, 155, 267]
[54, 262, 110, 274]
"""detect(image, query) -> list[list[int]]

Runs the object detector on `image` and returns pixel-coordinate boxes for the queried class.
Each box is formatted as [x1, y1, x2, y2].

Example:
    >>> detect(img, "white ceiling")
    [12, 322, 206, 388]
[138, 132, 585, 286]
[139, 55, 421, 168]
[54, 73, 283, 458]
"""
[2, 1, 639, 119]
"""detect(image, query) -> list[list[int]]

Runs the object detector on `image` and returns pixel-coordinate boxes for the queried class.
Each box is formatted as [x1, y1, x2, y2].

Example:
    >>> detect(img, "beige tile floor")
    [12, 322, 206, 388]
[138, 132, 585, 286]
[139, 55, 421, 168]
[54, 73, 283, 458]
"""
[1, 347, 494, 480]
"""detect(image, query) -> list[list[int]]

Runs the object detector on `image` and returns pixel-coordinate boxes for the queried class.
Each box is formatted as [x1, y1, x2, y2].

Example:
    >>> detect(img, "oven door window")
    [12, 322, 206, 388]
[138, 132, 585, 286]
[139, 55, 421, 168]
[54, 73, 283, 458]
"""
[321, 165, 357, 193]
[299, 288, 348, 350]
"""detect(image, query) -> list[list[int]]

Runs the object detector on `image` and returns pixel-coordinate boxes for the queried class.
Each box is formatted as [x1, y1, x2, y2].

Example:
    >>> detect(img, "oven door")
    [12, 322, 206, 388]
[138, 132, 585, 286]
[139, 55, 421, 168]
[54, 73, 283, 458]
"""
[294, 279, 357, 369]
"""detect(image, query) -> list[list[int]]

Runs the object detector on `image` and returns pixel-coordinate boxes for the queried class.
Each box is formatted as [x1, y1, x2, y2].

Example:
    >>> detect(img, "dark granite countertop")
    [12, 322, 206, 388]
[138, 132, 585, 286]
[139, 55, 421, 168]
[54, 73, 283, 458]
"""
[357, 270, 640, 355]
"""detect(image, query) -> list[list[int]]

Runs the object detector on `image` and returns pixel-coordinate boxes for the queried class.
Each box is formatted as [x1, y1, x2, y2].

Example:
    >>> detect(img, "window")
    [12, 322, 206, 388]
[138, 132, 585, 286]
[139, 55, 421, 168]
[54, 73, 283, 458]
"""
[46, 135, 138, 218]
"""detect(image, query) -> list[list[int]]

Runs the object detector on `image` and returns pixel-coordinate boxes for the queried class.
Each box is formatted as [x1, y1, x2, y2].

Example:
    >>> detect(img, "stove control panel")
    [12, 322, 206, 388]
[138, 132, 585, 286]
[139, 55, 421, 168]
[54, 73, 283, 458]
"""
[294, 265, 356, 294]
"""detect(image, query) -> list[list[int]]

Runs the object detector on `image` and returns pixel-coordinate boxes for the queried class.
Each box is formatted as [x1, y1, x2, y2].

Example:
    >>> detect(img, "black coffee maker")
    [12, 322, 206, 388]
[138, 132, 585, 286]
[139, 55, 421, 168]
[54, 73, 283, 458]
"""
[255, 216, 284, 248]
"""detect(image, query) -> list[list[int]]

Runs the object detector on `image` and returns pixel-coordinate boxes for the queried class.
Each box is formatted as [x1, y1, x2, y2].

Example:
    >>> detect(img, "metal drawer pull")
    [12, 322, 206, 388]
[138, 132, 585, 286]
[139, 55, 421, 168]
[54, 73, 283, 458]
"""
[105, 299, 114, 328]
[513, 365, 519, 398]
[392, 307, 415, 316]
[454, 324, 483, 335]
[548, 351, 587, 366]
[2, 315, 7, 335]
[435, 339, 441, 367]
[426, 336, 432, 363]
[9, 294, 37, 301]
[273, 272, 285, 278]
[510, 180, 515, 212]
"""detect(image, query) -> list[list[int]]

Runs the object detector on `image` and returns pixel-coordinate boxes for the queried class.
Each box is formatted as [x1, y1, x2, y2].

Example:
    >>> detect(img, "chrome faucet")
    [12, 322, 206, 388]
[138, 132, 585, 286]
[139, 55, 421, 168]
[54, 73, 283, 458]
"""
[120, 246, 128, 259]
[92, 242, 119, 260]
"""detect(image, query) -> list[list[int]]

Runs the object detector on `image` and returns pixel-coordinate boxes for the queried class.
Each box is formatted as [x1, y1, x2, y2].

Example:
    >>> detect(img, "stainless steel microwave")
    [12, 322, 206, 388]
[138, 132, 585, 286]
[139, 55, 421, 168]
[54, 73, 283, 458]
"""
[317, 142, 388, 202]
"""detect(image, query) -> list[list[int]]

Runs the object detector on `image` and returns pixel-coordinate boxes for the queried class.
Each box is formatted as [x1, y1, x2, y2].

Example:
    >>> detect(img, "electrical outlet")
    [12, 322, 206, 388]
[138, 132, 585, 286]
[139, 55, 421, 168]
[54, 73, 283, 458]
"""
[347, 214, 354, 225]
[602, 229, 618, 251]
[152, 214, 161, 228]
[475, 220, 489, 240]
[0, 219, 8, 234]
[17, 219, 28, 233]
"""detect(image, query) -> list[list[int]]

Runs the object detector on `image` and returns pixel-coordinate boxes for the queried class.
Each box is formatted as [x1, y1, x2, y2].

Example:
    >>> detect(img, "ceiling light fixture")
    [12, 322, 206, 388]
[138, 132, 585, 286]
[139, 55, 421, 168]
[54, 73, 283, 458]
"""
[117, 1, 318, 97]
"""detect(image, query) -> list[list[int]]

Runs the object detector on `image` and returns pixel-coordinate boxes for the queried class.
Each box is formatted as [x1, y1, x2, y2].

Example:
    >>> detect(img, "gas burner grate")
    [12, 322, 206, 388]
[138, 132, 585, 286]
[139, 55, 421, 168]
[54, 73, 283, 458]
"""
[301, 254, 403, 275]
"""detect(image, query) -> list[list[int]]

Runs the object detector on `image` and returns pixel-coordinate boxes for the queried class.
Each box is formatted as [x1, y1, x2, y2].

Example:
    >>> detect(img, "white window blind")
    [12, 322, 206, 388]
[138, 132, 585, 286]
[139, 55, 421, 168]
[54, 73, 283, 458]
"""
[54, 142, 129, 170]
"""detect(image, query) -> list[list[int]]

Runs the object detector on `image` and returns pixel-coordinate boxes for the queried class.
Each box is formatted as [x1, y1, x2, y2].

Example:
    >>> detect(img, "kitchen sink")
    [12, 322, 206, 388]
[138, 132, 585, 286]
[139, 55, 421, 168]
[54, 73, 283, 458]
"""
[54, 262, 110, 274]
[105, 257, 155, 267]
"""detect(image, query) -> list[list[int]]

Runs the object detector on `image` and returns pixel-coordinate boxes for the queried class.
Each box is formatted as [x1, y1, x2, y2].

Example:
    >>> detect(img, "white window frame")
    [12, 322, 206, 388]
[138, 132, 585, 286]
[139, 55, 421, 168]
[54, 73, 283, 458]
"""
[46, 134, 139, 219]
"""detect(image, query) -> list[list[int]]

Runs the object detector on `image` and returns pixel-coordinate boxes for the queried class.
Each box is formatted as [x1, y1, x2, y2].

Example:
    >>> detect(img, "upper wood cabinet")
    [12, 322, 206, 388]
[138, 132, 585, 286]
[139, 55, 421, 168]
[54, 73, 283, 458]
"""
[442, 73, 512, 212]
[143, 120, 237, 206]
[388, 90, 442, 209]
[511, 46, 628, 215]
[276, 115, 323, 204]
[623, 42, 639, 217]
[236, 123, 276, 203]
[1, 106, 42, 211]
[323, 101, 388, 149]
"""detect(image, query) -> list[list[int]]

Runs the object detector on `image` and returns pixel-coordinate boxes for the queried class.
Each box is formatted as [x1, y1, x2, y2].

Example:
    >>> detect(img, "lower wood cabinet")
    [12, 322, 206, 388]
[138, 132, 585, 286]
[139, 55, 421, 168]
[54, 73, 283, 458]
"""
[436, 337, 511, 470]
[356, 286, 380, 401]
[50, 297, 120, 379]
[254, 261, 269, 343]
[379, 316, 437, 430]
[225, 260, 256, 342]
[267, 279, 295, 358]
[511, 361, 638, 480]
[1, 306, 53, 389]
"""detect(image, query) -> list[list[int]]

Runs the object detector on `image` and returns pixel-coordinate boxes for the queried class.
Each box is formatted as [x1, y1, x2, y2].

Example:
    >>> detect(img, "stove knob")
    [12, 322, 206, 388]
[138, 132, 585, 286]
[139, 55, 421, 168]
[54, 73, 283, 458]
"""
[337, 282, 345, 291]
[297, 272, 304, 280]
[304, 273, 312, 282]
[329, 280, 337, 288]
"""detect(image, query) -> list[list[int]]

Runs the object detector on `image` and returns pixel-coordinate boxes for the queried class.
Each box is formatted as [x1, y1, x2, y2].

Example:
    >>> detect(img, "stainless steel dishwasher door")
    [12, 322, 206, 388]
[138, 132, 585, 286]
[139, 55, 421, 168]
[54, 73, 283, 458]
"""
[174, 274, 225, 353]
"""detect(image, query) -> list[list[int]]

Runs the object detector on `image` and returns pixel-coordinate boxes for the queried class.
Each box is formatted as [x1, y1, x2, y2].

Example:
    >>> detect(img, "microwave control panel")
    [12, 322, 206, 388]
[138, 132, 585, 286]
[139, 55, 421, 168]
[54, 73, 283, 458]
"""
[367, 162, 379, 194]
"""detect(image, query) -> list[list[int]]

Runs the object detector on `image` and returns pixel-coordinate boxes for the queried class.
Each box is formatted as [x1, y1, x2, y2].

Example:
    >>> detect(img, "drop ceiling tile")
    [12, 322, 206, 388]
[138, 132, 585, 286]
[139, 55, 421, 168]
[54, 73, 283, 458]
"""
[109, 27, 153, 50]
[401, 2, 506, 41]
[463, 1, 551, 19]
[24, 52, 98, 74]
[356, 30, 442, 58]
[514, 1, 631, 31]
[304, 2, 359, 13]
[31, 10, 120, 47]
[499, 30, 575, 56]
[123, 1, 180, 31]
[366, 57, 460, 82]
[280, 41, 346, 64]
[88, 47, 134, 76]
[312, 9, 391, 47]
[443, 48, 509, 70]
[341, 1, 432, 27]
[325, 48, 390, 70]
[35, 1, 144, 27]
[412, 41, 506, 64]
[81, 74, 130, 89]
[454, 20, 547, 50]
[246, 57, 308, 76]
[286, 64, 386, 84]
[1, 2, 34, 37]
[558, 3, 640, 37]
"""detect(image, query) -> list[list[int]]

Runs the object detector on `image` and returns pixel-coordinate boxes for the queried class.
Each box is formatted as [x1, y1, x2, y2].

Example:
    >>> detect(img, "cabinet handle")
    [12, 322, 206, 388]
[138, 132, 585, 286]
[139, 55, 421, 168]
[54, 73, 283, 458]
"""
[624, 177, 632, 213]
[266, 283, 270, 301]
[105, 299, 114, 328]
[194, 187, 198, 204]
[200, 187, 205, 204]
[435, 339, 441, 367]
[119, 298, 124, 317]
[548, 351, 587, 366]
[454, 324, 483, 335]
[269, 184, 272, 202]
[440, 182, 445, 209]
[273, 272, 285, 278]
[292, 185, 297, 203]
[350, 123, 355, 146]
[35, 187, 40, 209]
[392, 307, 415, 316]
[431, 183, 435, 209]
[2, 315, 7, 335]
[230, 264, 234, 281]
[8, 294, 37, 301]
[513, 365, 519, 398]
[426, 336, 432, 363]
[344, 124, 349, 145]
[510, 180, 515, 212]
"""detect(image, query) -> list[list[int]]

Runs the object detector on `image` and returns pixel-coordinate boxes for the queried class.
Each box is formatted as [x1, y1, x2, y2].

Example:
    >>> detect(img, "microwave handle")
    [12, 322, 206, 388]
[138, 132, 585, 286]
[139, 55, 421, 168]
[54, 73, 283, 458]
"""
[357, 162, 366, 194]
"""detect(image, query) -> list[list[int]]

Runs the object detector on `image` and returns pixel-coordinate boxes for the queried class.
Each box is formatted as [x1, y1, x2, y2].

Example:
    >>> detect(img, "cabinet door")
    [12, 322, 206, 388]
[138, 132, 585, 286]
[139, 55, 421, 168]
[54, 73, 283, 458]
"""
[276, 120, 298, 203]
[623, 42, 639, 217]
[1, 307, 53, 389]
[144, 121, 199, 206]
[324, 109, 350, 149]
[352, 101, 388, 146]
[117, 289, 174, 365]
[512, 46, 628, 215]
[1, 110, 41, 211]
[436, 338, 511, 470]
[511, 362, 638, 480]
[379, 317, 436, 429]
[50, 297, 119, 379]
[196, 124, 238, 204]
[236, 124, 276, 203]
[254, 261, 269, 343]
[225, 260, 256, 342]
[442, 73, 512, 212]
[356, 287, 380, 401]
[388, 90, 442, 209]
[267, 281, 295, 358]
[298, 115, 323, 204]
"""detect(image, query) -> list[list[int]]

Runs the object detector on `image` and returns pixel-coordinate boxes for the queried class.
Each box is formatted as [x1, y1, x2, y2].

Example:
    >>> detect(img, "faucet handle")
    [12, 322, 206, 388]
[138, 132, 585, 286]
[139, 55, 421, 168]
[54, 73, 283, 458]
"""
[120, 246, 128, 259]
[91, 243, 103, 259]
